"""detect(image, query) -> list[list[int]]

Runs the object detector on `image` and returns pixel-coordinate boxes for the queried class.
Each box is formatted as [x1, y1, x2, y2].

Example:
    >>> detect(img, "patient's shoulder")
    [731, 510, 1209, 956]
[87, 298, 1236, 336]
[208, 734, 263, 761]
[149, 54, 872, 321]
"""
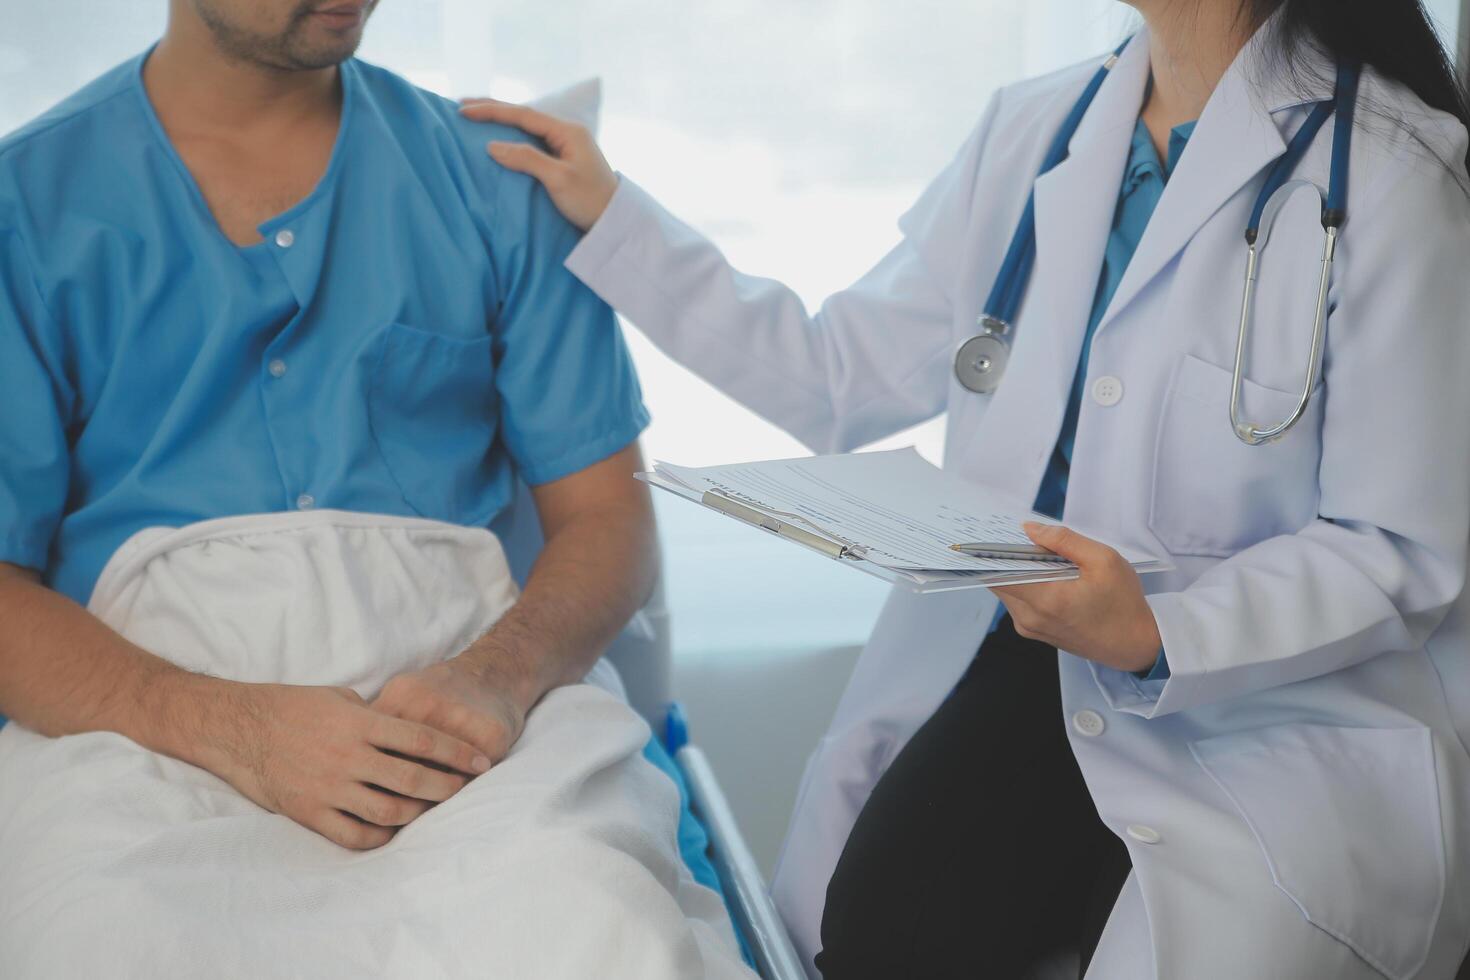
[347, 59, 545, 204]
[0, 56, 143, 169]
[0, 56, 150, 257]
[347, 59, 566, 256]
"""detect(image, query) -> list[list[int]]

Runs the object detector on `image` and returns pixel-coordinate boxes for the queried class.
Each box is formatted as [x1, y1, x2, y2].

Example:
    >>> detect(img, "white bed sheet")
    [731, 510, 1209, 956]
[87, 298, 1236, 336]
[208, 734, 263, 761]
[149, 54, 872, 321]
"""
[0, 510, 752, 980]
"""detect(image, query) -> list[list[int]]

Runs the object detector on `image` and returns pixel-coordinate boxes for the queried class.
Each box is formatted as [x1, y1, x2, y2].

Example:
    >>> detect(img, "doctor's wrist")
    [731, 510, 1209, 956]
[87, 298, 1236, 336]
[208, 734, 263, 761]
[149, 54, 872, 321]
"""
[1099, 601, 1164, 674]
[1116, 626, 1163, 674]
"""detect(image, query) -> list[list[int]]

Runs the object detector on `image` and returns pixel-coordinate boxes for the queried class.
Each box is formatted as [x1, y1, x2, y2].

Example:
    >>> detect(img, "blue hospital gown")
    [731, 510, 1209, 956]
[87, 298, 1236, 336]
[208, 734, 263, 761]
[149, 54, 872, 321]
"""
[0, 50, 649, 605]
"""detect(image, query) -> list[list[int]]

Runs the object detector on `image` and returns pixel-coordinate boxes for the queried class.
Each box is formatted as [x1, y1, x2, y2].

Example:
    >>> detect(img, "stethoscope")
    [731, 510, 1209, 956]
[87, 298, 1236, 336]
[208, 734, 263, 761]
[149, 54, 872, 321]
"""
[955, 40, 1360, 446]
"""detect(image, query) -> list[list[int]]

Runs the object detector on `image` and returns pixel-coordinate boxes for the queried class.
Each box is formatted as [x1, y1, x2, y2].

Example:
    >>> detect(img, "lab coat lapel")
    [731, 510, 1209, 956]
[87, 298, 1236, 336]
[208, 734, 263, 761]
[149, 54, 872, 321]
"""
[1027, 36, 1150, 406]
[969, 36, 1148, 500]
[1093, 28, 1299, 337]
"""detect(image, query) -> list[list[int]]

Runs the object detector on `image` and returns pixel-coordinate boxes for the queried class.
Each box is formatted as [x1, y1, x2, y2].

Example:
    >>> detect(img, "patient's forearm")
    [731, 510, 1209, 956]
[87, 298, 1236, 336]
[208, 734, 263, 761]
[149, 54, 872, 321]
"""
[0, 562, 490, 848]
[464, 507, 656, 709]
[0, 563, 221, 760]
[460, 450, 659, 711]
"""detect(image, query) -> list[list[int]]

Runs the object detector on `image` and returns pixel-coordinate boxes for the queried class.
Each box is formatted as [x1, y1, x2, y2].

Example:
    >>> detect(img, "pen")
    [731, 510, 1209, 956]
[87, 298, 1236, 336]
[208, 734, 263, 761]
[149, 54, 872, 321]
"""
[703, 491, 867, 561]
[949, 542, 1073, 563]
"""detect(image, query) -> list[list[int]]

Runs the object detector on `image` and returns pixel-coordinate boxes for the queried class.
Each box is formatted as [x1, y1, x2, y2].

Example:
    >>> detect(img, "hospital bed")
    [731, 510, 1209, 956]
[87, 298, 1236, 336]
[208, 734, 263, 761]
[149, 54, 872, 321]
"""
[498, 480, 807, 980]
[6, 490, 1469, 978]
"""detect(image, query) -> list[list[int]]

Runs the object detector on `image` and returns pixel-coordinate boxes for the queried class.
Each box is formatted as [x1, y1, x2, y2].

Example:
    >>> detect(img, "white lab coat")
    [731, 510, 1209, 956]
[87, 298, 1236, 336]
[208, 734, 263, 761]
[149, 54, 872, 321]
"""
[564, 25, 1470, 980]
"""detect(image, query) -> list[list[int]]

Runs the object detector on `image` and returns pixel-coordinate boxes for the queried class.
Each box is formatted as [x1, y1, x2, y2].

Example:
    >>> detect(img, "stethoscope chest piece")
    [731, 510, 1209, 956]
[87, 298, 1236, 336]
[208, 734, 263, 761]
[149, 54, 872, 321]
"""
[955, 316, 1011, 394]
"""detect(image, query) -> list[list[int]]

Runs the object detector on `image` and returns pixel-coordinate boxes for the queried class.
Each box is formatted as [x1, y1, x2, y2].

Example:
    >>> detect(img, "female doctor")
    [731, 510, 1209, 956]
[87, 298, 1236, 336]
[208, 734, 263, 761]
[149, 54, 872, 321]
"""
[465, 1, 1470, 977]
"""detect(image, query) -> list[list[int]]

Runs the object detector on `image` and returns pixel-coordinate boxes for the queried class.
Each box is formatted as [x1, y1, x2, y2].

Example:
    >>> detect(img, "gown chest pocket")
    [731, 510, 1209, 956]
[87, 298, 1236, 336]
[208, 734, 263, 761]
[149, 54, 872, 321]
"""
[1149, 354, 1323, 557]
[368, 321, 502, 527]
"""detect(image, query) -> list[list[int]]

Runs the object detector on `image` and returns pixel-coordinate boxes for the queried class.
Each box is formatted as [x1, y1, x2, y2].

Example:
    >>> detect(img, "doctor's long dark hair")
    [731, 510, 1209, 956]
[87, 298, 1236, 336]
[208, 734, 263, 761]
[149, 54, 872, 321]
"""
[1240, 0, 1470, 173]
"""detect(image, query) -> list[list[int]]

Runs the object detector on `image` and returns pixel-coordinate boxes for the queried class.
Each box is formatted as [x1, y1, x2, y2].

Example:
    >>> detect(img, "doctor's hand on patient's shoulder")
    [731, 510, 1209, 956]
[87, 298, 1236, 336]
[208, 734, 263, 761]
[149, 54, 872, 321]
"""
[202, 682, 491, 850]
[459, 98, 619, 232]
[371, 655, 528, 777]
[990, 523, 1163, 674]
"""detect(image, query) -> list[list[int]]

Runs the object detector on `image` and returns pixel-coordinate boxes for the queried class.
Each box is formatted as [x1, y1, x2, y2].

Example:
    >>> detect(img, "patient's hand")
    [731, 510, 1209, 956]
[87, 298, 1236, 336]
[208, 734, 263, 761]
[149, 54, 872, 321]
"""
[210, 683, 493, 849]
[369, 445, 657, 773]
[372, 657, 527, 774]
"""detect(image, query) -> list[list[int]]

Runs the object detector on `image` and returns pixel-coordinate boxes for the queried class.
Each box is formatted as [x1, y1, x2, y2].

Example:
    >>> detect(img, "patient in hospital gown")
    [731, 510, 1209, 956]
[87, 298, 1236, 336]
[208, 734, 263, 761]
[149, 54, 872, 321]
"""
[0, 1, 749, 977]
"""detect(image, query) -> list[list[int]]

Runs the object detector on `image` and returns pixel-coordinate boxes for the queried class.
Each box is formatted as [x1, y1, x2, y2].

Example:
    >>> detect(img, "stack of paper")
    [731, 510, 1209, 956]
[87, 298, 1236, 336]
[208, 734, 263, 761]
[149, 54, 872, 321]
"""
[640, 449, 1167, 593]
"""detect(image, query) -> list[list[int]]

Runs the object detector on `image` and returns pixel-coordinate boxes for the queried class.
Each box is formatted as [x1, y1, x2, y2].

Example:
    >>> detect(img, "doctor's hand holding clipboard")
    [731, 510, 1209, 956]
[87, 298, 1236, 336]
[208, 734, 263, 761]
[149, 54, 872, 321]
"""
[463, 3, 1470, 977]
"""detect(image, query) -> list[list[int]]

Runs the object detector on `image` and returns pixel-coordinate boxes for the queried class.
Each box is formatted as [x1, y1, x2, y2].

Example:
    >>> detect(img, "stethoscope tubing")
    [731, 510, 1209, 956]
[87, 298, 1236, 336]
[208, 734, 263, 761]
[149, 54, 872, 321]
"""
[960, 36, 1360, 448]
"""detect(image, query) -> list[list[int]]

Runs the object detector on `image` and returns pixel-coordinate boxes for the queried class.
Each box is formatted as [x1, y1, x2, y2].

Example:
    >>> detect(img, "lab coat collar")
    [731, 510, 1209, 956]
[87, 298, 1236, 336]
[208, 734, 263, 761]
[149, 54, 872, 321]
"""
[975, 18, 1333, 508]
[1091, 13, 1333, 339]
[1245, 9, 1338, 114]
[1063, 15, 1336, 156]
[1064, 30, 1153, 158]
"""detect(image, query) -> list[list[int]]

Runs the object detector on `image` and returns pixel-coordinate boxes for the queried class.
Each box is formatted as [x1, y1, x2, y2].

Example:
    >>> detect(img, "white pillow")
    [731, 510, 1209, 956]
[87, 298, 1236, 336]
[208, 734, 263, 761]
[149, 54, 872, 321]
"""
[526, 78, 602, 137]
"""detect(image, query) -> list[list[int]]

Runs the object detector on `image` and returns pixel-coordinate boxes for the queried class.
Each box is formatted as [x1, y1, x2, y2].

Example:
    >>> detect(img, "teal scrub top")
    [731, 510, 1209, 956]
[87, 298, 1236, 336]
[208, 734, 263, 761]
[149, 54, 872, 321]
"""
[0, 52, 649, 607]
[1033, 117, 1197, 520]
[991, 117, 1196, 681]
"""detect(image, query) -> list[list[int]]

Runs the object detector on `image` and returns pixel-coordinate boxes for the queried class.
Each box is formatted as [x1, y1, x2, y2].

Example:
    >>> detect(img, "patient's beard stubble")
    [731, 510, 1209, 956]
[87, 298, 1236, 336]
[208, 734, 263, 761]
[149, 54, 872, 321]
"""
[191, 0, 373, 73]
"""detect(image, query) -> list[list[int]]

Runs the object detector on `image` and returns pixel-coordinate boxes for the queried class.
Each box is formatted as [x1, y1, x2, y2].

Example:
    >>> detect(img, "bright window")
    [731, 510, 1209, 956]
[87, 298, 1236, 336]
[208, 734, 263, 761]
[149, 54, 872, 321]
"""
[365, 0, 1134, 467]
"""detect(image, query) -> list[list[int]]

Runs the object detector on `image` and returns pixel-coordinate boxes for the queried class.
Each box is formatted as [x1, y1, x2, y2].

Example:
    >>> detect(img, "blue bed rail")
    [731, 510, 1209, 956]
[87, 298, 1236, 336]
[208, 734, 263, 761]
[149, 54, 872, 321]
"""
[666, 702, 806, 980]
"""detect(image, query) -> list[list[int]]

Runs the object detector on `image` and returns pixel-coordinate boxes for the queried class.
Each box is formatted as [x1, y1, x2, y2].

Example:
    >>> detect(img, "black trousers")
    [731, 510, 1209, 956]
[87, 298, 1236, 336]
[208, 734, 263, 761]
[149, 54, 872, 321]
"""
[816, 616, 1131, 980]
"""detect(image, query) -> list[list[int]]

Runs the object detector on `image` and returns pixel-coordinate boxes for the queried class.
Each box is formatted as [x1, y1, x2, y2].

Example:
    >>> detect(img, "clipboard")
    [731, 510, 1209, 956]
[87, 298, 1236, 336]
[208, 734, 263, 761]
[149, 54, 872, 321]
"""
[638, 466, 1146, 594]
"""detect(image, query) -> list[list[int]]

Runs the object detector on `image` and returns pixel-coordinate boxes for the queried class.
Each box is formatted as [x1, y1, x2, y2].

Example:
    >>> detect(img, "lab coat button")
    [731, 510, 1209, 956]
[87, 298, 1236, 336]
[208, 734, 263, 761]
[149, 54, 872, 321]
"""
[296, 493, 315, 511]
[275, 229, 295, 248]
[1091, 376, 1124, 406]
[268, 359, 287, 378]
[1072, 709, 1105, 737]
[1126, 824, 1161, 845]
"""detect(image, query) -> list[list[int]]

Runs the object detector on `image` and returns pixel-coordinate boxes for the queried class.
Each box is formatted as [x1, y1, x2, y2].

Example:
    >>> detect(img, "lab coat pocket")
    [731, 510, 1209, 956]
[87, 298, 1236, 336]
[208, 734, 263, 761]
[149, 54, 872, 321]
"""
[1191, 724, 1445, 980]
[368, 322, 500, 526]
[1149, 354, 1321, 557]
